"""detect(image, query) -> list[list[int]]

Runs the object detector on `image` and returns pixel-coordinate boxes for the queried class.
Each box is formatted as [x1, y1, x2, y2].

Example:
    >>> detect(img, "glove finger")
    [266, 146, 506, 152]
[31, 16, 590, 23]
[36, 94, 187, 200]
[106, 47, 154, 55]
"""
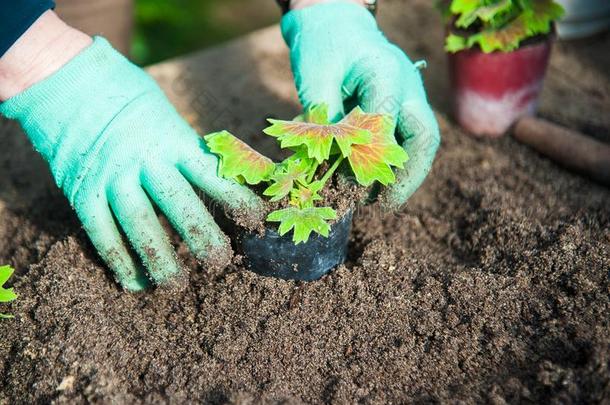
[381, 97, 440, 210]
[343, 47, 412, 204]
[344, 46, 410, 121]
[76, 195, 150, 291]
[107, 179, 183, 285]
[178, 148, 265, 223]
[141, 166, 232, 268]
[294, 66, 346, 122]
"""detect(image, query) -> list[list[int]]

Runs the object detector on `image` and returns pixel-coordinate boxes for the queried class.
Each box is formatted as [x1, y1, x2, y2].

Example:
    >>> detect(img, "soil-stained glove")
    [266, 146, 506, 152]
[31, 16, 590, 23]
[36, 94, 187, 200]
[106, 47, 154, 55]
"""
[281, 1, 440, 208]
[0, 37, 262, 291]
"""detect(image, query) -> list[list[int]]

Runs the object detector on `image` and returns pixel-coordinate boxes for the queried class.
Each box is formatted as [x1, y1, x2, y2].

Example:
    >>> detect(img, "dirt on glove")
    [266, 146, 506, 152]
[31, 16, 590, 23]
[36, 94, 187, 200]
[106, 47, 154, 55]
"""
[1, 108, 608, 403]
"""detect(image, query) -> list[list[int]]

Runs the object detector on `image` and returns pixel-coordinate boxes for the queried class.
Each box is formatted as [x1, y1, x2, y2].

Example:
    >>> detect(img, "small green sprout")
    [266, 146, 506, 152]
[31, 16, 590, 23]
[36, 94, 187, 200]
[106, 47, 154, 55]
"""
[0, 265, 18, 319]
[204, 104, 408, 244]
[267, 207, 337, 244]
[439, 0, 565, 53]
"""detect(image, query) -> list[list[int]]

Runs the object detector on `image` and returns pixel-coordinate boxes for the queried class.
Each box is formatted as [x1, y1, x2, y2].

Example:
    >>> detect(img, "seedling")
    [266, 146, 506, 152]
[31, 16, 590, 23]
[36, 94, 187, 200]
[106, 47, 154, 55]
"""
[439, 0, 564, 53]
[0, 265, 17, 319]
[205, 105, 408, 244]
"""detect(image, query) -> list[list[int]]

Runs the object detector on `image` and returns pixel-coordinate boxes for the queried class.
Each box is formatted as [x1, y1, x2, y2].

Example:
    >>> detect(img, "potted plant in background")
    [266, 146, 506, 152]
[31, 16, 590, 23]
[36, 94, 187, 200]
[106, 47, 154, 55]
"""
[440, 0, 564, 137]
[554, 0, 610, 39]
[204, 105, 408, 281]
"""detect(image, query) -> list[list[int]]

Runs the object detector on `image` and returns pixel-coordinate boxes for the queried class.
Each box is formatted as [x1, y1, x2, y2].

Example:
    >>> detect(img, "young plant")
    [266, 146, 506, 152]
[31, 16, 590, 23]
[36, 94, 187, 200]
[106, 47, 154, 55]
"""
[204, 105, 408, 244]
[0, 265, 17, 319]
[439, 0, 564, 53]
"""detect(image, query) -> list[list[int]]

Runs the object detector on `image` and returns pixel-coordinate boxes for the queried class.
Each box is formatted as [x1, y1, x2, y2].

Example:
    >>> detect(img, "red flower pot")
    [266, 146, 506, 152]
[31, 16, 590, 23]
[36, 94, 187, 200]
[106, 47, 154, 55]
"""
[448, 37, 553, 138]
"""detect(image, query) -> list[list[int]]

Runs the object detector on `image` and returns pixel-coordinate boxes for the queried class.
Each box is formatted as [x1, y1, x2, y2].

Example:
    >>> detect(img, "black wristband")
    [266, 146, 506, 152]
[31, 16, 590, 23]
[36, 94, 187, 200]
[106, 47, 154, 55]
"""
[276, 0, 290, 14]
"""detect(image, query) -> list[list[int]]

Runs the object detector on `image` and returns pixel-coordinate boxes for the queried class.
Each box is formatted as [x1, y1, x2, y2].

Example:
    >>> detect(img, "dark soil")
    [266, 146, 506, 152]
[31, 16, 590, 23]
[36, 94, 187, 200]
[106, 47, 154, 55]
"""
[1, 111, 608, 403]
[2, 1, 610, 399]
[319, 174, 368, 219]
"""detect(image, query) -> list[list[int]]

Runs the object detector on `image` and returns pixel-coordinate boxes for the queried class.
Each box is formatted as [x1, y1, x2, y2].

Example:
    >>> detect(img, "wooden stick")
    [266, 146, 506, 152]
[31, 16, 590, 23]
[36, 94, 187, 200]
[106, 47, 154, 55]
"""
[512, 117, 610, 186]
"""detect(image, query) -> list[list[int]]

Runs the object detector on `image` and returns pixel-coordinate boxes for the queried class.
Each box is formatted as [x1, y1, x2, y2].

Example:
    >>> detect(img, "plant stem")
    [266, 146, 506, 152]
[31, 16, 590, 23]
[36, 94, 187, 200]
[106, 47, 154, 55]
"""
[306, 161, 319, 183]
[319, 155, 345, 187]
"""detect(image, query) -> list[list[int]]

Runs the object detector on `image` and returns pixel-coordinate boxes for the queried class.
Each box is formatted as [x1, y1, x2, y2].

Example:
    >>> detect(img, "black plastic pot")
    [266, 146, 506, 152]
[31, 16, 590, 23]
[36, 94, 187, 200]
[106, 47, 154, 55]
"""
[237, 210, 353, 281]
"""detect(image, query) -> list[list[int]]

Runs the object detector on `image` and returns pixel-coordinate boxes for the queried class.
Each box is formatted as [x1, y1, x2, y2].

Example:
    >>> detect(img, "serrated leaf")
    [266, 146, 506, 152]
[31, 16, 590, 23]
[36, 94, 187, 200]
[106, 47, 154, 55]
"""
[264, 105, 371, 163]
[469, 15, 529, 52]
[450, 0, 482, 15]
[341, 107, 408, 186]
[445, 33, 468, 53]
[0, 265, 17, 319]
[204, 130, 275, 185]
[0, 266, 12, 284]
[279, 147, 315, 167]
[0, 265, 17, 303]
[455, 0, 512, 28]
[522, 0, 564, 33]
[290, 104, 330, 124]
[305, 104, 331, 125]
[448, 0, 564, 53]
[263, 158, 312, 202]
[290, 180, 323, 209]
[267, 207, 337, 244]
[339, 107, 395, 139]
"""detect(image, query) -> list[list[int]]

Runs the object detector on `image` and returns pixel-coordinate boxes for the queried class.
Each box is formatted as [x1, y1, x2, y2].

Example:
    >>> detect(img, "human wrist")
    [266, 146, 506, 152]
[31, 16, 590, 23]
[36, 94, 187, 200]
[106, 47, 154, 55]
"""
[290, 0, 365, 10]
[0, 10, 91, 101]
[0, 36, 160, 199]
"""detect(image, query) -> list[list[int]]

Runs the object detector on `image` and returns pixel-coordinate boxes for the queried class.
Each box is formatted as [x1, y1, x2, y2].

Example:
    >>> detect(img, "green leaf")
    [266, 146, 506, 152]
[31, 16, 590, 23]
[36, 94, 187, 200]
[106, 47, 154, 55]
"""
[305, 104, 331, 125]
[280, 146, 311, 163]
[264, 105, 371, 163]
[522, 0, 564, 34]
[290, 104, 330, 125]
[445, 33, 468, 53]
[341, 107, 409, 186]
[0, 265, 17, 319]
[446, 0, 564, 53]
[468, 17, 529, 52]
[290, 180, 323, 209]
[263, 158, 312, 202]
[204, 130, 275, 185]
[455, 0, 512, 28]
[450, 0, 482, 15]
[267, 207, 337, 244]
[469, 0, 563, 54]
[0, 265, 17, 303]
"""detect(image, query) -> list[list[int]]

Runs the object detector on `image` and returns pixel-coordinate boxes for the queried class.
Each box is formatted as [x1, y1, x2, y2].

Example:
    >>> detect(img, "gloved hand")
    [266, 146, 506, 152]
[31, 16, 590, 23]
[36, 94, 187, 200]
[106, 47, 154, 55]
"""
[0, 37, 262, 291]
[281, 0, 440, 208]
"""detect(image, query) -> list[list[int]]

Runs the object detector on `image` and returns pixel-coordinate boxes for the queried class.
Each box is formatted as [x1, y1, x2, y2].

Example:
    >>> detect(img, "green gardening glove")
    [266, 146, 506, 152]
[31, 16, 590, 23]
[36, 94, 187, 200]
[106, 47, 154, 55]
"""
[0, 37, 262, 291]
[281, 1, 440, 208]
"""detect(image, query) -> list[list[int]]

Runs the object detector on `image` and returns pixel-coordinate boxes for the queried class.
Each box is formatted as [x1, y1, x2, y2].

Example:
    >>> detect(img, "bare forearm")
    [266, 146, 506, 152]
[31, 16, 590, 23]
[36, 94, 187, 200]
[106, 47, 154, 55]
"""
[0, 10, 91, 101]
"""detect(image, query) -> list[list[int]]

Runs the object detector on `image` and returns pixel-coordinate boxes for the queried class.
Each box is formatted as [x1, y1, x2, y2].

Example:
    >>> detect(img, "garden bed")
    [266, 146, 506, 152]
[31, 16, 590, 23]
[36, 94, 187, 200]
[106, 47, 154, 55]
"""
[1, 114, 608, 403]
[1, 2, 609, 402]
